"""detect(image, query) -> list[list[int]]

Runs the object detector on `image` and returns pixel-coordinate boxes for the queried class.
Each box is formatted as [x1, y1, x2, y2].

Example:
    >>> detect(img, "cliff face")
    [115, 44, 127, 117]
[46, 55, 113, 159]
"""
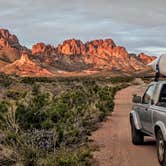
[0, 29, 27, 65]
[138, 53, 156, 64]
[54, 39, 148, 72]
[57, 39, 86, 55]
[0, 28, 156, 76]
[0, 29, 20, 49]
[0, 29, 52, 77]
[32, 43, 56, 56]
[31, 39, 148, 72]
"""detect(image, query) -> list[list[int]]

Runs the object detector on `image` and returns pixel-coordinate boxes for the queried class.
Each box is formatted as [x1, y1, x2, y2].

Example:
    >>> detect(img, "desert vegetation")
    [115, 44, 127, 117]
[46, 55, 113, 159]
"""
[0, 74, 133, 166]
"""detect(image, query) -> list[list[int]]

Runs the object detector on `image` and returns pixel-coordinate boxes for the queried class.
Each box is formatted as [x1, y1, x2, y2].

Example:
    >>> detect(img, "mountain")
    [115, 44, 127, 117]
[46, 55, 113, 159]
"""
[138, 53, 156, 64]
[0, 29, 52, 77]
[0, 29, 26, 64]
[32, 39, 151, 72]
[0, 28, 157, 77]
[0, 51, 53, 77]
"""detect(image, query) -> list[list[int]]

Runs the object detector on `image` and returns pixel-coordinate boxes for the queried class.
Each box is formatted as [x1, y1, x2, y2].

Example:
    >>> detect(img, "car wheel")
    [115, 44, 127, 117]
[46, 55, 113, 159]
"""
[157, 130, 166, 166]
[130, 117, 144, 145]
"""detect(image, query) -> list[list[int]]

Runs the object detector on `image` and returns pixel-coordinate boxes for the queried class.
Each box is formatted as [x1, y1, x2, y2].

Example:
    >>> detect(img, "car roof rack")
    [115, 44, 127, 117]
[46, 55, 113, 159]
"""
[143, 63, 165, 82]
[142, 73, 166, 82]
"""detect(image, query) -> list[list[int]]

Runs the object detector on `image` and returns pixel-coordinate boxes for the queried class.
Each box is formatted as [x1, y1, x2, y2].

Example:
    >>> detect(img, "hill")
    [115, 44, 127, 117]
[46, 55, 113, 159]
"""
[0, 28, 156, 77]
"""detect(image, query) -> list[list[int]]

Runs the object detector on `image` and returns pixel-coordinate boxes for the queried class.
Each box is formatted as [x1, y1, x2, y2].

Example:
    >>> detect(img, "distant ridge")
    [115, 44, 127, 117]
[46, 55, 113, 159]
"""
[0, 28, 156, 77]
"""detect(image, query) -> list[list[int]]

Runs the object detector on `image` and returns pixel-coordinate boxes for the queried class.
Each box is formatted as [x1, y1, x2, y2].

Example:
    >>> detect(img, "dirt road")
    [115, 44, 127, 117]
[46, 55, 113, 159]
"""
[91, 85, 160, 166]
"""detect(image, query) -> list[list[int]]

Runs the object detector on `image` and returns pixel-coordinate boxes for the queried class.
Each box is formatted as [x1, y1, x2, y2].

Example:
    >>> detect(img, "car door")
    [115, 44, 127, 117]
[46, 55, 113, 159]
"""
[139, 84, 155, 132]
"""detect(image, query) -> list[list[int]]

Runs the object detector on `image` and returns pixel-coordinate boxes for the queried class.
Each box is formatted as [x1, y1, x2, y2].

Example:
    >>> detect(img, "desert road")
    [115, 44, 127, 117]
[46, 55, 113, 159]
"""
[91, 85, 160, 166]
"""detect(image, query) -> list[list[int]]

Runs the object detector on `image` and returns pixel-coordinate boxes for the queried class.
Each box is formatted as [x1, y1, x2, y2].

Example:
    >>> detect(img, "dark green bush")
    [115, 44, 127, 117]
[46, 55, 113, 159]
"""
[0, 73, 13, 87]
[0, 101, 9, 129]
[37, 148, 92, 166]
[110, 76, 134, 84]
[16, 93, 50, 129]
[6, 90, 27, 100]
[0, 76, 132, 166]
[21, 77, 55, 84]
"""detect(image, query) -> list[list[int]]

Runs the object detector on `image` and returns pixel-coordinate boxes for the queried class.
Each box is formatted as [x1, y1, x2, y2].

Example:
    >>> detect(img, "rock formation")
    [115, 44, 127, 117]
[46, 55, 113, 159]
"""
[0, 29, 21, 49]
[32, 42, 56, 56]
[138, 53, 156, 64]
[57, 39, 86, 55]
[0, 28, 157, 76]
[0, 51, 53, 77]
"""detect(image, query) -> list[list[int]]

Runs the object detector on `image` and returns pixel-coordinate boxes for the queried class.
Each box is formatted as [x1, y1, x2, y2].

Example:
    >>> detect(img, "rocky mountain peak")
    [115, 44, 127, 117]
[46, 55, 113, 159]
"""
[86, 39, 116, 49]
[138, 53, 156, 64]
[32, 42, 55, 56]
[57, 39, 86, 55]
[19, 51, 32, 64]
[0, 28, 21, 49]
[0, 50, 53, 77]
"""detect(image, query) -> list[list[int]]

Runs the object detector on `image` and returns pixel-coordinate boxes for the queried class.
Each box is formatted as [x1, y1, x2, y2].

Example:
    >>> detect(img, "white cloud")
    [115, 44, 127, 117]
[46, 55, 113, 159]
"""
[0, 0, 166, 55]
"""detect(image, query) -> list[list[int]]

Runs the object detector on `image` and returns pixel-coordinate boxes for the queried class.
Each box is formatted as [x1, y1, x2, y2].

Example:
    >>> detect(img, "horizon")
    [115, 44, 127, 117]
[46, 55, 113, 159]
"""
[1, 0, 166, 55]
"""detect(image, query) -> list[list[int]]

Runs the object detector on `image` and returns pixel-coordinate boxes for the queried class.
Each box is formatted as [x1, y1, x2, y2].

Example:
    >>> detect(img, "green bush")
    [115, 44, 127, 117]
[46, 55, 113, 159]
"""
[38, 148, 92, 166]
[6, 90, 27, 100]
[110, 76, 134, 84]
[16, 93, 50, 129]
[0, 73, 13, 87]
[0, 76, 132, 166]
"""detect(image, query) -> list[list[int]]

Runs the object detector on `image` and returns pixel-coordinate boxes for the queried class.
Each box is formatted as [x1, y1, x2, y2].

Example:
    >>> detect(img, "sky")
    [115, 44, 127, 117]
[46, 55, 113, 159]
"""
[1, 0, 166, 55]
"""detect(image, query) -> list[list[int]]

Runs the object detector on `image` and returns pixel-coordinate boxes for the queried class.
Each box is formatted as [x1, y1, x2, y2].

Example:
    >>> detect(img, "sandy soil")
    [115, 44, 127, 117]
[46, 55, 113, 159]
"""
[91, 84, 160, 166]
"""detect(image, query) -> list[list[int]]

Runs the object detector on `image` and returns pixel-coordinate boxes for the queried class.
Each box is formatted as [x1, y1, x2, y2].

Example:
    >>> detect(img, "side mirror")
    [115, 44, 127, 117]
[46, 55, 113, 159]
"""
[132, 94, 142, 103]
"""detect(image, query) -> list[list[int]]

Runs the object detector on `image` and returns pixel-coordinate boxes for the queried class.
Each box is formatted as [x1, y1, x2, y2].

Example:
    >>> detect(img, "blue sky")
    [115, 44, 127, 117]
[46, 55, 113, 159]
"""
[1, 0, 166, 55]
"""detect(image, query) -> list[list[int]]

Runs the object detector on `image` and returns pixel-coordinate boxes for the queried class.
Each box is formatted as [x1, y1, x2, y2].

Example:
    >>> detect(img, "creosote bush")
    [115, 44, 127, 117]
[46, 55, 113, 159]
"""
[0, 76, 132, 166]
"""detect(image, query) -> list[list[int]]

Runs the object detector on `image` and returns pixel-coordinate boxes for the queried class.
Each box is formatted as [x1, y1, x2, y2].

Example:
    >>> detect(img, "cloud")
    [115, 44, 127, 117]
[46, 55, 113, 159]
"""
[0, 0, 166, 55]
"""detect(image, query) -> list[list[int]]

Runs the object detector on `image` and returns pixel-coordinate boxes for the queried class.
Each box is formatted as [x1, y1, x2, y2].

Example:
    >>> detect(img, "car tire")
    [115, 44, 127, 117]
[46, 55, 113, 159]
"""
[130, 117, 144, 145]
[157, 130, 166, 166]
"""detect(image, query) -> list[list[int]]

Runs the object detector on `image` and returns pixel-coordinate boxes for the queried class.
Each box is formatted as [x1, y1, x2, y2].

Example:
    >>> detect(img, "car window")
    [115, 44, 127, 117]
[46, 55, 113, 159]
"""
[156, 84, 166, 107]
[142, 85, 155, 104]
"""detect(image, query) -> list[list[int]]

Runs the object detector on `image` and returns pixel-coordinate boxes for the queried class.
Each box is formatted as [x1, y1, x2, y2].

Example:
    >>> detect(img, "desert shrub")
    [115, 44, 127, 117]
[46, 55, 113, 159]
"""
[141, 77, 153, 84]
[23, 130, 57, 151]
[0, 101, 19, 132]
[0, 76, 132, 166]
[6, 90, 27, 100]
[0, 101, 8, 121]
[0, 156, 16, 166]
[4, 130, 91, 166]
[16, 93, 51, 129]
[95, 86, 115, 121]
[110, 76, 134, 84]
[21, 77, 54, 84]
[4, 131, 42, 166]
[22, 146, 39, 166]
[37, 148, 92, 166]
[0, 145, 17, 166]
[14, 82, 121, 146]
[0, 73, 13, 87]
